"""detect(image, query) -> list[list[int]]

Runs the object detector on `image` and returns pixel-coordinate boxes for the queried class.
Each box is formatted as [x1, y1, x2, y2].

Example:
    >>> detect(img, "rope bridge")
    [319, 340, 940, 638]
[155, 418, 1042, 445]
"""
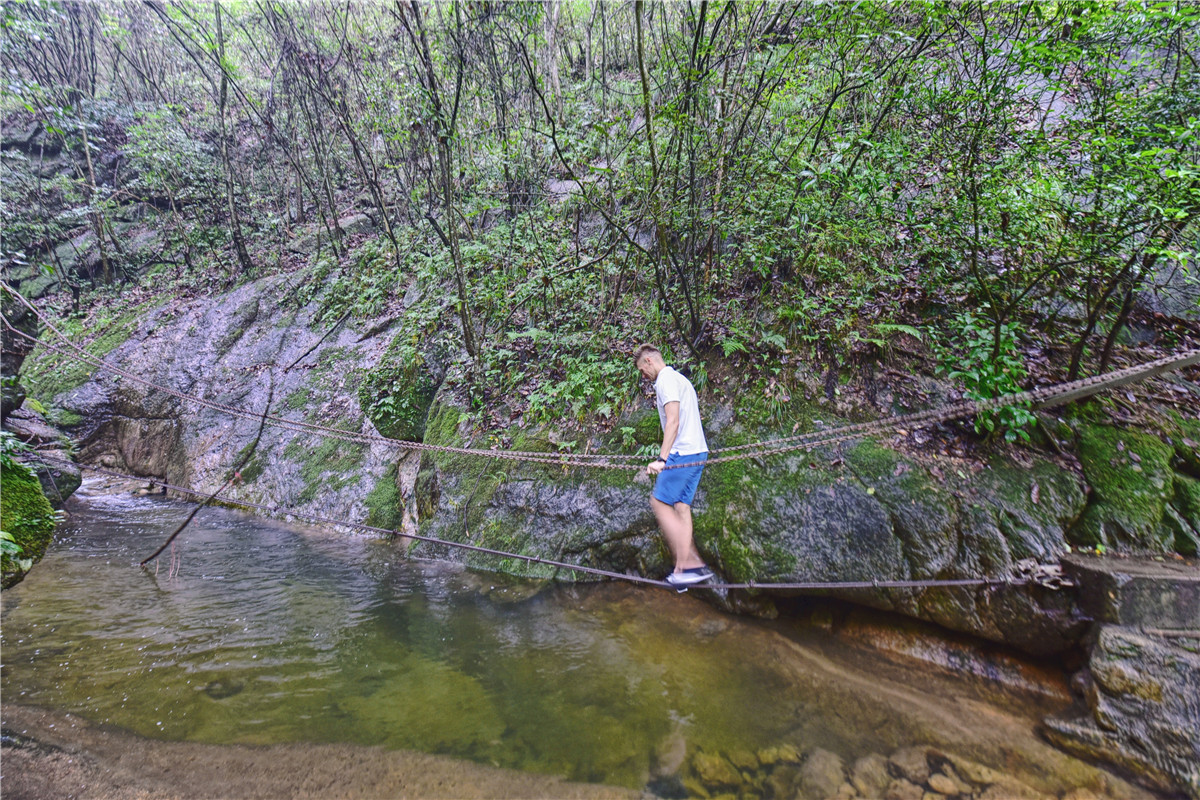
[4, 283, 1198, 591]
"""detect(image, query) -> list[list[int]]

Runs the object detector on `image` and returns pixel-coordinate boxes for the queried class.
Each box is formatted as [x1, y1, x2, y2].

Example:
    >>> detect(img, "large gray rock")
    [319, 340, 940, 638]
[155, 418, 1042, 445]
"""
[796, 748, 846, 800]
[415, 404, 1092, 653]
[53, 274, 413, 534]
[1044, 626, 1200, 799]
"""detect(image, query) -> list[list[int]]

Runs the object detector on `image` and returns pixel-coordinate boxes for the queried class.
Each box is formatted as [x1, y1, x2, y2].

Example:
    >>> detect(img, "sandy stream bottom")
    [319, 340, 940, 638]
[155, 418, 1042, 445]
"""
[1, 703, 641, 800]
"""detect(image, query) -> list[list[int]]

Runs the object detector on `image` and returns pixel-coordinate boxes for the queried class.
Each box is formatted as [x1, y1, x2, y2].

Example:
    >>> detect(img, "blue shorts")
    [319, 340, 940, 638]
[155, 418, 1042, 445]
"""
[653, 452, 708, 506]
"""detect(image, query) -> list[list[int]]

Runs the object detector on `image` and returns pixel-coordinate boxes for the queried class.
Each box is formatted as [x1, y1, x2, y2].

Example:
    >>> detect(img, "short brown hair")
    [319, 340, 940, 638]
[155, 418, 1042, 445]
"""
[633, 344, 661, 364]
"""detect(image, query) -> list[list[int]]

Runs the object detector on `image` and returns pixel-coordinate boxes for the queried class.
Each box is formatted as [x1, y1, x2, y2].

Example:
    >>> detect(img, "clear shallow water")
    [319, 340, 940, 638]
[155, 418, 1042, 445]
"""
[1, 489, 1113, 795]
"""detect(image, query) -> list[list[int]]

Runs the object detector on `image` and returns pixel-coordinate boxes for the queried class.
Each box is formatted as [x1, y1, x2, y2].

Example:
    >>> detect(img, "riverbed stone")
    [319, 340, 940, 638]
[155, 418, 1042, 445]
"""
[796, 748, 846, 800]
[888, 747, 931, 785]
[763, 763, 798, 799]
[652, 729, 688, 777]
[727, 749, 759, 771]
[757, 743, 801, 766]
[976, 778, 1051, 800]
[883, 778, 923, 800]
[931, 764, 972, 795]
[926, 773, 958, 795]
[851, 753, 891, 799]
[691, 751, 741, 790]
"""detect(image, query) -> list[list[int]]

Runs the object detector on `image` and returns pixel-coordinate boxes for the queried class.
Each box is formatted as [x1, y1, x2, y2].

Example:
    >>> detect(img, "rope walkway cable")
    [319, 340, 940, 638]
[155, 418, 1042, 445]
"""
[38, 454, 1024, 593]
[3, 283, 1199, 473]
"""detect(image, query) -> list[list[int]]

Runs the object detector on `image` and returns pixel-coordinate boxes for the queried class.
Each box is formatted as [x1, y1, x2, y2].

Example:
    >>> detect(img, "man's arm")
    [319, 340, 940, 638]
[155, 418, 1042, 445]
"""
[649, 401, 680, 475]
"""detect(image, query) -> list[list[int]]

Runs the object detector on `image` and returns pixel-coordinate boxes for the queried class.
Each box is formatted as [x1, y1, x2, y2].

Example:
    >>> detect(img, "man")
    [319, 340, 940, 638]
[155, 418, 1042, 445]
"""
[633, 344, 714, 589]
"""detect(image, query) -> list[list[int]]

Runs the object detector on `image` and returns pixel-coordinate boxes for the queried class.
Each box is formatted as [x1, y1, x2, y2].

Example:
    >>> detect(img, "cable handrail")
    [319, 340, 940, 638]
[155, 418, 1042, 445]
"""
[36, 454, 1027, 593]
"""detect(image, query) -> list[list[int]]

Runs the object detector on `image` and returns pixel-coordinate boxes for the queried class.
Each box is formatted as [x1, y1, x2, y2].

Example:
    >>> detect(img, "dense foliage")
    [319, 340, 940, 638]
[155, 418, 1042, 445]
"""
[2, 0, 1197, 440]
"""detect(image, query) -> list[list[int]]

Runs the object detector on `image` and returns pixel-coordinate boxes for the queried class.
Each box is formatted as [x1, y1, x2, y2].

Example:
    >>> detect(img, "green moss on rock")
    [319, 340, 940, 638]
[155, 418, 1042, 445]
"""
[974, 458, 1085, 561]
[1073, 425, 1176, 551]
[1168, 414, 1200, 477]
[1, 462, 58, 588]
[364, 471, 403, 531]
[23, 302, 158, 404]
[285, 433, 367, 505]
[631, 410, 661, 446]
[357, 334, 439, 442]
[1168, 474, 1200, 556]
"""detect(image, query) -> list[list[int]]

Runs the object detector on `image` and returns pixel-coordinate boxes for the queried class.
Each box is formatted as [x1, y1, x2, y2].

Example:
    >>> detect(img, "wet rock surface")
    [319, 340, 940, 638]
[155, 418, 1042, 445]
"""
[44, 276, 413, 536]
[3, 407, 82, 507]
[417, 398, 1096, 655]
[1045, 626, 1200, 799]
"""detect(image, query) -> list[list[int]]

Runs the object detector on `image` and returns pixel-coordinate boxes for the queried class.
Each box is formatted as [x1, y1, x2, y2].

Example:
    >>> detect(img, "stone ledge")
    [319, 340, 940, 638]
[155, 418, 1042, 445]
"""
[1062, 553, 1200, 628]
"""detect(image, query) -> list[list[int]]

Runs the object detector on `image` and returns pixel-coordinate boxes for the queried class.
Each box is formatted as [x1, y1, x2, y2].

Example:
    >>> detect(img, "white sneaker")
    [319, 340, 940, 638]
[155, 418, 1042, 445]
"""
[665, 566, 715, 589]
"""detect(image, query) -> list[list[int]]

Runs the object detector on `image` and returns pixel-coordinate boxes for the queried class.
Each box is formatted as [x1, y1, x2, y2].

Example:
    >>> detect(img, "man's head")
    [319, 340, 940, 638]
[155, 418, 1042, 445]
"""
[634, 344, 665, 381]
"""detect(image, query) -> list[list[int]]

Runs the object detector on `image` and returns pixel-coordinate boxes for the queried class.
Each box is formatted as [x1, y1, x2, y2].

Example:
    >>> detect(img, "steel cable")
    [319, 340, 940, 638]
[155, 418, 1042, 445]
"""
[39, 454, 1023, 593]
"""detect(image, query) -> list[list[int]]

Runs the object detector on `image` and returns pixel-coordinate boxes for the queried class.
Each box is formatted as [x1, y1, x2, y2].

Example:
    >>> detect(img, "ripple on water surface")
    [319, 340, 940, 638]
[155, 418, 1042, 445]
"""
[0, 491, 1144, 796]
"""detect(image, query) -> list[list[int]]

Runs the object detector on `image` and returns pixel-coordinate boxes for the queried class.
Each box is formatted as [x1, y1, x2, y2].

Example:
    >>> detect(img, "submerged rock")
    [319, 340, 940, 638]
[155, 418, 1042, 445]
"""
[850, 753, 892, 799]
[796, 747, 845, 799]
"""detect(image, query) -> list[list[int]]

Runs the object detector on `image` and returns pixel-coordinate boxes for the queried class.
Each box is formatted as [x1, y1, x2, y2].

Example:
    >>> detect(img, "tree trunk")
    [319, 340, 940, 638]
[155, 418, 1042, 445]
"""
[215, 2, 254, 275]
[403, 0, 477, 361]
[78, 123, 112, 284]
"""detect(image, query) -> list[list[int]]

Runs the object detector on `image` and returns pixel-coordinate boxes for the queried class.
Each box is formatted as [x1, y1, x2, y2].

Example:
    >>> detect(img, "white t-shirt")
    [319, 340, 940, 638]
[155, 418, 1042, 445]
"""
[654, 366, 708, 456]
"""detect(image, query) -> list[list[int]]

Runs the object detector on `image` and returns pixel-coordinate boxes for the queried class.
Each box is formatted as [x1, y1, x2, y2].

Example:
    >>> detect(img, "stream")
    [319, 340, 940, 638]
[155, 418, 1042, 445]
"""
[0, 485, 1159, 799]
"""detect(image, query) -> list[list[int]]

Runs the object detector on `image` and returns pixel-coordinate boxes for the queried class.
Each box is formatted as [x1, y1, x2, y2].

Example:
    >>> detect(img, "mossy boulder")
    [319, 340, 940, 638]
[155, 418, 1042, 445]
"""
[1071, 425, 1177, 550]
[1167, 474, 1200, 556]
[414, 396, 661, 579]
[413, 396, 1097, 653]
[1, 461, 58, 588]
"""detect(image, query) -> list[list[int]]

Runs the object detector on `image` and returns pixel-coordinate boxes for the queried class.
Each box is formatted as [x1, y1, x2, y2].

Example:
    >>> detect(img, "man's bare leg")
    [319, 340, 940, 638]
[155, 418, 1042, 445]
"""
[651, 497, 705, 571]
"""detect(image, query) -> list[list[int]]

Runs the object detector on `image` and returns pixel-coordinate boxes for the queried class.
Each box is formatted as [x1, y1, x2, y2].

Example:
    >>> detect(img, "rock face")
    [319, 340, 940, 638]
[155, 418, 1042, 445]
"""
[3, 407, 82, 507]
[1045, 626, 1200, 799]
[415, 394, 1097, 653]
[1045, 557, 1200, 798]
[46, 275, 418, 537]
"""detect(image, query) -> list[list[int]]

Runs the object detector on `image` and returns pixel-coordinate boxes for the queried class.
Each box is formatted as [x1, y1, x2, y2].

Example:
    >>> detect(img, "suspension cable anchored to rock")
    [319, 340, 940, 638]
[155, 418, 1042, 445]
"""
[5, 282, 1196, 588]
[38, 454, 1039, 593]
